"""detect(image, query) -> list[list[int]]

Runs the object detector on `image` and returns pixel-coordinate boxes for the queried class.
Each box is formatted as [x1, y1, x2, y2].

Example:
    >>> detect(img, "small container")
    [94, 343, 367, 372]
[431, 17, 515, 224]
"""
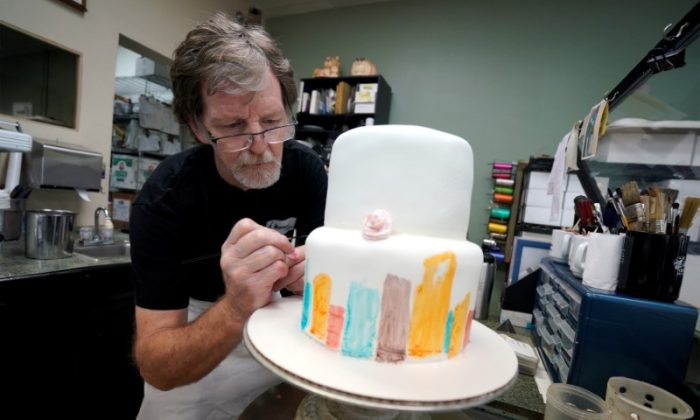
[79, 226, 92, 242]
[606, 377, 694, 419]
[474, 254, 495, 320]
[0, 198, 25, 240]
[102, 218, 114, 241]
[25, 209, 76, 260]
[545, 383, 609, 420]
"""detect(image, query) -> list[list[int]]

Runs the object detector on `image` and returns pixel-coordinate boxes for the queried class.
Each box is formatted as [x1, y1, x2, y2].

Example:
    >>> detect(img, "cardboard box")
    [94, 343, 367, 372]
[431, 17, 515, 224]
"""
[522, 205, 561, 226]
[353, 102, 375, 114]
[110, 191, 136, 229]
[596, 126, 696, 165]
[138, 157, 161, 185]
[111, 154, 137, 189]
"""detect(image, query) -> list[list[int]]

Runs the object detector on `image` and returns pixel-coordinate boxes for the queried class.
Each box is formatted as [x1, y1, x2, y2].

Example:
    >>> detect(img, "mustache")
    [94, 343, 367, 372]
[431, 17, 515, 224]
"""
[236, 150, 279, 166]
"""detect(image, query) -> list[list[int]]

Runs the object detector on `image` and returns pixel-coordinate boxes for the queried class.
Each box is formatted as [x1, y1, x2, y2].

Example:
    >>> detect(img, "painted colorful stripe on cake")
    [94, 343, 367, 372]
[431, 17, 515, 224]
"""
[407, 251, 457, 358]
[376, 274, 411, 362]
[448, 292, 471, 357]
[301, 280, 311, 330]
[443, 310, 454, 354]
[326, 305, 345, 350]
[463, 308, 475, 348]
[342, 281, 380, 358]
[310, 273, 331, 340]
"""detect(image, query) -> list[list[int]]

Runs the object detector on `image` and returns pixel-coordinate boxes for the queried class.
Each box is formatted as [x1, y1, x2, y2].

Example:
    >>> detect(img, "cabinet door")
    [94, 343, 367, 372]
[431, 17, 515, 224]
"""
[0, 265, 143, 418]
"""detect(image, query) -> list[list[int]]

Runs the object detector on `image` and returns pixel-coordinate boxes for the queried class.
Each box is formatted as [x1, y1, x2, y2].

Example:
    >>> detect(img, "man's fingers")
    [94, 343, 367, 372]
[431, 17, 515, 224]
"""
[224, 218, 261, 247]
[223, 219, 294, 258]
[224, 244, 288, 274]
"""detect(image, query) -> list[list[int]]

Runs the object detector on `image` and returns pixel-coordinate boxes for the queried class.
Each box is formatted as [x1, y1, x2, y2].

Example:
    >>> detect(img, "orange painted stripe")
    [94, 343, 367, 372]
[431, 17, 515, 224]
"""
[408, 251, 457, 357]
[310, 273, 331, 340]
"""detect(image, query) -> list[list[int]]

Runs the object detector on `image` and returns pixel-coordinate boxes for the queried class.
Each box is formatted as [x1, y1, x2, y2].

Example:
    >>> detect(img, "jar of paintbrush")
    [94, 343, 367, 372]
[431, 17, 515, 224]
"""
[615, 182, 699, 302]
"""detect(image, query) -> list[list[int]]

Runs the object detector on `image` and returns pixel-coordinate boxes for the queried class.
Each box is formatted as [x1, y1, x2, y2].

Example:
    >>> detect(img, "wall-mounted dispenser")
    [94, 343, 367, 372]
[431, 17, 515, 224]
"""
[25, 139, 103, 192]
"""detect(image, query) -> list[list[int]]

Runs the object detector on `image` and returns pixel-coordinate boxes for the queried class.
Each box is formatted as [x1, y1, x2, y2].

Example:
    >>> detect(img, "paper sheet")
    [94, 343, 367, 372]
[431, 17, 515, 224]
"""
[548, 120, 580, 223]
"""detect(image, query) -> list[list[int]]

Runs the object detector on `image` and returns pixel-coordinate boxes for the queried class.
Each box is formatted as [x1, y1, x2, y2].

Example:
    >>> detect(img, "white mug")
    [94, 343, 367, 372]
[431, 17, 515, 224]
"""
[568, 235, 590, 278]
[581, 233, 625, 291]
[550, 229, 574, 262]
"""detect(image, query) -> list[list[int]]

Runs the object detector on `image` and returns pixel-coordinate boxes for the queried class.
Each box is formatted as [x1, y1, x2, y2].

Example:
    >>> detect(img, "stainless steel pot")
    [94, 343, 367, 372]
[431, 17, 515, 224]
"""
[0, 199, 25, 241]
[25, 209, 76, 259]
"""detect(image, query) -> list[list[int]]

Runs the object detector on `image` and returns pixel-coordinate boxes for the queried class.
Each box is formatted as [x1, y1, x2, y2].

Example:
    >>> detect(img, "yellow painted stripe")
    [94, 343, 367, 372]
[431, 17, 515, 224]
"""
[408, 251, 456, 357]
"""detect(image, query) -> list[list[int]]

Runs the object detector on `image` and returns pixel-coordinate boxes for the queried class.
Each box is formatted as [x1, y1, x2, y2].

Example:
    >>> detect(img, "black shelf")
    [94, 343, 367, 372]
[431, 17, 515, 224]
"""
[296, 75, 392, 144]
[111, 147, 172, 160]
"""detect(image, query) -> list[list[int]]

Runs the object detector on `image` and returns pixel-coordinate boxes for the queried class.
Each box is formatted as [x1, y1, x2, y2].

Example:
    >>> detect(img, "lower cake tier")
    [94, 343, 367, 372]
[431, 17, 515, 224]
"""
[302, 227, 483, 363]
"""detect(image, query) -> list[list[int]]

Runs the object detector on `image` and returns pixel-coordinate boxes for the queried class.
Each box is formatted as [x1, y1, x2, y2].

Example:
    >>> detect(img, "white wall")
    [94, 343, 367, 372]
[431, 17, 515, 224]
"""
[1, 0, 248, 226]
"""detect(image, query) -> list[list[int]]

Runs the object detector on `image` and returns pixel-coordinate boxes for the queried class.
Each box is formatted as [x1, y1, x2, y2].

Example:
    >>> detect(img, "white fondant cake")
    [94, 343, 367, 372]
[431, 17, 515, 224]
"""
[302, 125, 482, 363]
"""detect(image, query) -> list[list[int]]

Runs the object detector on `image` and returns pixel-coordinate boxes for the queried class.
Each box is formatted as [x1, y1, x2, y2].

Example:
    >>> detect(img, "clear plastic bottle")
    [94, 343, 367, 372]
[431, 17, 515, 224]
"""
[102, 217, 114, 241]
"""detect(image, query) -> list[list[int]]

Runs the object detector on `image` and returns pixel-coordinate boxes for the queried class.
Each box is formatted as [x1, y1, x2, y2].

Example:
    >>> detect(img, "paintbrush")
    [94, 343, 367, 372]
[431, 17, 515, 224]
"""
[620, 181, 641, 206]
[678, 197, 700, 234]
[182, 234, 308, 264]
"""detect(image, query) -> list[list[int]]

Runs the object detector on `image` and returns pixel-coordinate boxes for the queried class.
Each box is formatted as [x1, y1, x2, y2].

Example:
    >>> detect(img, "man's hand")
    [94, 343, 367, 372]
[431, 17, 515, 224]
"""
[273, 245, 306, 294]
[220, 218, 295, 319]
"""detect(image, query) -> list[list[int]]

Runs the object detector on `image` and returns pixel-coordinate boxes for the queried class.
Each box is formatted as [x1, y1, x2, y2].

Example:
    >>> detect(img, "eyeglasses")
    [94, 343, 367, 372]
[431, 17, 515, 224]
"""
[206, 121, 297, 152]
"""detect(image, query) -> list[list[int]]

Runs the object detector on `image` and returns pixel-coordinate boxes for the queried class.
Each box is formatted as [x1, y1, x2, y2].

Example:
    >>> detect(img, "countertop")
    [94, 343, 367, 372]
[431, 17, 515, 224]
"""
[0, 233, 131, 281]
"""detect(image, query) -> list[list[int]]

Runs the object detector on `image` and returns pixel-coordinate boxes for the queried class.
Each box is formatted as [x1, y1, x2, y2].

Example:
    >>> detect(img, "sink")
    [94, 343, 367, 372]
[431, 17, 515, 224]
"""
[73, 240, 131, 259]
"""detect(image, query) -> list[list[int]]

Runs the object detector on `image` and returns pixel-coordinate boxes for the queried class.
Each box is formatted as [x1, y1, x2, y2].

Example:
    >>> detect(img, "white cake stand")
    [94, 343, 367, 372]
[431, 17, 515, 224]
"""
[244, 297, 518, 412]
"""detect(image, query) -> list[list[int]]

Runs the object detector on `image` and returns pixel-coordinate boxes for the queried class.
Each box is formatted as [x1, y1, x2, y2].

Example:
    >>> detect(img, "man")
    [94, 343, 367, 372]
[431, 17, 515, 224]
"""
[130, 13, 327, 419]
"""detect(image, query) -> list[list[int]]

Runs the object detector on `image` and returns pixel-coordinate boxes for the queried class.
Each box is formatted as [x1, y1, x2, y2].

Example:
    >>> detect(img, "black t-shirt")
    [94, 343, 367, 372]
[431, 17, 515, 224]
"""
[130, 141, 327, 310]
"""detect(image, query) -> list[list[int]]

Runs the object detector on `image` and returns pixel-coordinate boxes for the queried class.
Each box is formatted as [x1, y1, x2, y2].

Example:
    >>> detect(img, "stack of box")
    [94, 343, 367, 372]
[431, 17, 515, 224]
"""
[521, 172, 609, 228]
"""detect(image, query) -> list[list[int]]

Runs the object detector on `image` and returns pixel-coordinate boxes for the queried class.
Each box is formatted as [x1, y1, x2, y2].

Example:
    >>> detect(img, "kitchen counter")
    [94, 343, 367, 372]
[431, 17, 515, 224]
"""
[0, 232, 131, 281]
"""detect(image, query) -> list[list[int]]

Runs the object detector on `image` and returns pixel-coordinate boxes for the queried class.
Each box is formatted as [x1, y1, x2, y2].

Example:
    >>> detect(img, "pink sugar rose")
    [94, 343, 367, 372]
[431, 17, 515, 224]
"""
[362, 209, 393, 240]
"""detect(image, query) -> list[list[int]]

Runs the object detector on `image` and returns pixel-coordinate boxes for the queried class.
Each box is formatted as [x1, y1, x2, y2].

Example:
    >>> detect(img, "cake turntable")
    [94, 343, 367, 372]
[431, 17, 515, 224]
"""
[244, 296, 518, 414]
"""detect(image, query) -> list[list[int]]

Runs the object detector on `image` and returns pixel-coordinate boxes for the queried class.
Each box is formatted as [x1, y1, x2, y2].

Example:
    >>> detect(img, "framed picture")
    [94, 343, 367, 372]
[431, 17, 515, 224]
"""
[55, 0, 87, 13]
[507, 237, 551, 286]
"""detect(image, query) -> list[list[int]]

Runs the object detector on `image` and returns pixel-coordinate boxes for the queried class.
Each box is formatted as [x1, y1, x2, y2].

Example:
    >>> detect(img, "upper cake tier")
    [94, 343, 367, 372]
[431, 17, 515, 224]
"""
[325, 125, 474, 240]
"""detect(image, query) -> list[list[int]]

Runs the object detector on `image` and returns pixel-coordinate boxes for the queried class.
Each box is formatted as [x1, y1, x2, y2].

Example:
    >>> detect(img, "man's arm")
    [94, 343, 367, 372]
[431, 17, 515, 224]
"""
[133, 299, 245, 390]
[133, 218, 296, 390]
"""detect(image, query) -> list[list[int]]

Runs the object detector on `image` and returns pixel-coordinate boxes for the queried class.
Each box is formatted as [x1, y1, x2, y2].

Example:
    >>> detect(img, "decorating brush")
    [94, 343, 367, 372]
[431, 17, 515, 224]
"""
[678, 197, 700, 234]
[620, 181, 641, 206]
[668, 202, 679, 234]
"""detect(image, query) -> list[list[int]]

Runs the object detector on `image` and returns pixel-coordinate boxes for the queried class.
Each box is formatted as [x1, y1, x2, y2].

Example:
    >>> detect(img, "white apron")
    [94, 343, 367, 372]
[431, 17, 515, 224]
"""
[136, 298, 282, 420]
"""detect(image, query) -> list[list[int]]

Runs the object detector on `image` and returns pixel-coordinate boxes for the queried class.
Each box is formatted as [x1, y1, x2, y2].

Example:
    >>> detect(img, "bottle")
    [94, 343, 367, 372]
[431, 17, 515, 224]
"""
[103, 217, 114, 241]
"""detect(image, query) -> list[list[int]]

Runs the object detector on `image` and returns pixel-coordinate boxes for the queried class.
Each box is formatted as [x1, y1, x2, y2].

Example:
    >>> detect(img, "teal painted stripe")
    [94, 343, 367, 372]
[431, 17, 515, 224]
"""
[342, 281, 380, 358]
[443, 310, 454, 354]
[301, 280, 311, 330]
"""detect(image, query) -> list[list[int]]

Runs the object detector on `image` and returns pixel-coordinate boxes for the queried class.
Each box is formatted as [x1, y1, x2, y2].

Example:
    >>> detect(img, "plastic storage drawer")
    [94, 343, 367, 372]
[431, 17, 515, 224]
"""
[536, 258, 697, 398]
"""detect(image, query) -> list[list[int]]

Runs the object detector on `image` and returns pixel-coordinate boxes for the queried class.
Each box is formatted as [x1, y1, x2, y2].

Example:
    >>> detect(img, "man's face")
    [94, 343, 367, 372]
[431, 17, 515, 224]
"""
[193, 69, 288, 190]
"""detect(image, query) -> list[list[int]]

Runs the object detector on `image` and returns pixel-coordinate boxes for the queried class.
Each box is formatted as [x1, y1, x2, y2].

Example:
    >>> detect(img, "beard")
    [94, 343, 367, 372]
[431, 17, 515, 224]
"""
[230, 149, 282, 189]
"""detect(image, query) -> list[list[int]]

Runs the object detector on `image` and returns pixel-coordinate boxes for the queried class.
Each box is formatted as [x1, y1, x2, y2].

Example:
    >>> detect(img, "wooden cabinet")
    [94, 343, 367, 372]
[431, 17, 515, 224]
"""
[295, 75, 392, 164]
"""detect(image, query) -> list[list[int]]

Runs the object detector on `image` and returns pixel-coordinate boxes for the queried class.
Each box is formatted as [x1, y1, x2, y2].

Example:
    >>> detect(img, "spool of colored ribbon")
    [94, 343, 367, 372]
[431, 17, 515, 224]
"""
[493, 193, 513, 203]
[492, 162, 513, 170]
[495, 178, 514, 186]
[492, 173, 512, 179]
[495, 186, 513, 195]
[490, 232, 507, 241]
[488, 222, 508, 234]
[490, 207, 511, 219]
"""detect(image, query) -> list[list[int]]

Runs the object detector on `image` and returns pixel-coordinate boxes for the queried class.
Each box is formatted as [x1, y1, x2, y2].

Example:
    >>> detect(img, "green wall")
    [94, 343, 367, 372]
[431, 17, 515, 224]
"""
[267, 0, 697, 242]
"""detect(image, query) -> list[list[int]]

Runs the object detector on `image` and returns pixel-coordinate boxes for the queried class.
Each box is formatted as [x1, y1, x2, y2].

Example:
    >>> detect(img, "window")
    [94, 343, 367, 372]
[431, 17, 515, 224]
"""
[0, 23, 79, 128]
